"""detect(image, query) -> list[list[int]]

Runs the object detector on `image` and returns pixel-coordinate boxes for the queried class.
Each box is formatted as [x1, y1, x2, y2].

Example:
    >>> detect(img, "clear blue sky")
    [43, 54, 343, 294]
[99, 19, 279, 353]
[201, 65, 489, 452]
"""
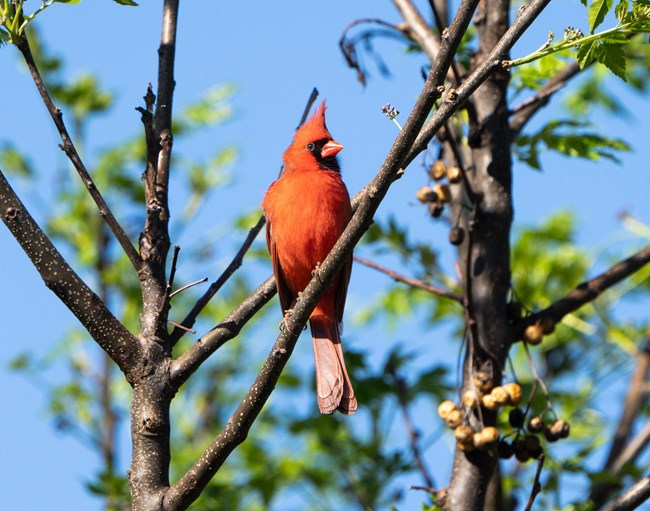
[1, 1, 649, 510]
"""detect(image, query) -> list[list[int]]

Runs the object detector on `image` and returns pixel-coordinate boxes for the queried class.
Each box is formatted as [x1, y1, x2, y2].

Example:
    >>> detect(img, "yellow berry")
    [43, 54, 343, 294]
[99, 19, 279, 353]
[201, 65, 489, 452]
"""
[462, 390, 480, 409]
[416, 186, 438, 204]
[433, 183, 451, 203]
[447, 166, 462, 184]
[503, 383, 523, 406]
[524, 323, 544, 345]
[481, 394, 500, 411]
[446, 409, 463, 429]
[491, 386, 510, 406]
[429, 160, 447, 181]
[438, 400, 457, 419]
[454, 424, 474, 443]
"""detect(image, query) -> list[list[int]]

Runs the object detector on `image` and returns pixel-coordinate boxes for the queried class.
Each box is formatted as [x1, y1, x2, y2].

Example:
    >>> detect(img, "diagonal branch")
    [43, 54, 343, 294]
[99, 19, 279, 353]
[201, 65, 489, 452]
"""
[509, 61, 582, 136]
[165, 2, 483, 507]
[15, 36, 142, 271]
[521, 245, 650, 335]
[404, 0, 555, 168]
[170, 276, 276, 390]
[354, 255, 462, 302]
[0, 170, 140, 378]
[599, 476, 650, 511]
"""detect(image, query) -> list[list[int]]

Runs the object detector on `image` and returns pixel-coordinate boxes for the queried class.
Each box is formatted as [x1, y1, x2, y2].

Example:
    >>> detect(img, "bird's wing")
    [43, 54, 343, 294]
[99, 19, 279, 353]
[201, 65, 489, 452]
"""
[266, 220, 295, 314]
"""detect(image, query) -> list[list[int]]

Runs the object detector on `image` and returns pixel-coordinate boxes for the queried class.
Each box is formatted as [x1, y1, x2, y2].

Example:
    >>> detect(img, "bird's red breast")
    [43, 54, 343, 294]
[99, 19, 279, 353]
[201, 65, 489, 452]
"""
[262, 101, 357, 415]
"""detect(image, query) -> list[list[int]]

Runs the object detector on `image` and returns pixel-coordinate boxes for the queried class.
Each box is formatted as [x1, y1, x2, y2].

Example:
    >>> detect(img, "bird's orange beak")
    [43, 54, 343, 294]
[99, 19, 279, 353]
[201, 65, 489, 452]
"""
[321, 140, 344, 158]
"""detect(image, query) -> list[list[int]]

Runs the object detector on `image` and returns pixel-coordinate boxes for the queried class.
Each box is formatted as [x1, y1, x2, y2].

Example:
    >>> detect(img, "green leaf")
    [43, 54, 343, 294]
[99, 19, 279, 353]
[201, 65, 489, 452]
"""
[112, 0, 139, 5]
[577, 40, 599, 69]
[588, 0, 614, 33]
[53, 0, 83, 4]
[614, 0, 629, 21]
[596, 42, 628, 80]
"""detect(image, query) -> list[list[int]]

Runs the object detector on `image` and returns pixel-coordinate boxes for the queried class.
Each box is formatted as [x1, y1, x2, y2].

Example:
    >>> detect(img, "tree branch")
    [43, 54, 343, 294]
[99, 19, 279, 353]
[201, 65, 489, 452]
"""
[138, 0, 180, 339]
[521, 245, 650, 335]
[354, 255, 462, 302]
[0, 170, 140, 377]
[509, 61, 582, 136]
[15, 36, 142, 271]
[170, 276, 277, 390]
[599, 476, 650, 511]
[164, 2, 483, 507]
[404, 0, 555, 169]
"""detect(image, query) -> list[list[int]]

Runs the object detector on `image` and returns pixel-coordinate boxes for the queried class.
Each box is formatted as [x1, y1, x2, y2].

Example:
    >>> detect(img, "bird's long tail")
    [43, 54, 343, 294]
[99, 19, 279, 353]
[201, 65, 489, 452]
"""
[310, 315, 357, 415]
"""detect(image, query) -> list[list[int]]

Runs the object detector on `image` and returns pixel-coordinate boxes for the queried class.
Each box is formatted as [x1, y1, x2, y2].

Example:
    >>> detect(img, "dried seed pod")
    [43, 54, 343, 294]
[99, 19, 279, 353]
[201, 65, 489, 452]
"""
[473, 371, 493, 393]
[524, 323, 544, 345]
[546, 419, 570, 440]
[481, 394, 500, 411]
[462, 390, 480, 410]
[503, 383, 523, 406]
[447, 166, 462, 184]
[509, 408, 525, 429]
[433, 183, 452, 203]
[528, 416, 544, 433]
[474, 426, 500, 449]
[416, 186, 438, 204]
[446, 409, 463, 429]
[437, 400, 457, 419]
[454, 424, 474, 444]
[449, 226, 465, 245]
[491, 386, 510, 406]
[497, 439, 514, 459]
[428, 202, 444, 218]
[429, 160, 447, 181]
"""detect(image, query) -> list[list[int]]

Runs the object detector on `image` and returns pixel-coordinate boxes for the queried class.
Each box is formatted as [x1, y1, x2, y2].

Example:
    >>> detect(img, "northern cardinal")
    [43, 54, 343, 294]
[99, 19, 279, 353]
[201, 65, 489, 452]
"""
[262, 102, 357, 415]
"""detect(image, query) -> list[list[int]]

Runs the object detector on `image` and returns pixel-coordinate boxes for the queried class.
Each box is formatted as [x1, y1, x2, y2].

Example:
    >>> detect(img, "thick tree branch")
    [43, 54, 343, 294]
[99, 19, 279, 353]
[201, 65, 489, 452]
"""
[138, 0, 180, 339]
[0, 170, 140, 377]
[522, 245, 650, 334]
[599, 476, 650, 511]
[15, 36, 142, 271]
[354, 255, 462, 302]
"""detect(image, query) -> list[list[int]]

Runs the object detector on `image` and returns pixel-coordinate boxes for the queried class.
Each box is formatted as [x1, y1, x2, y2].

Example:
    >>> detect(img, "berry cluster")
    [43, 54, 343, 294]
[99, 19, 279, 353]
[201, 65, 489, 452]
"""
[438, 376, 571, 460]
[437, 380, 522, 453]
[416, 160, 463, 228]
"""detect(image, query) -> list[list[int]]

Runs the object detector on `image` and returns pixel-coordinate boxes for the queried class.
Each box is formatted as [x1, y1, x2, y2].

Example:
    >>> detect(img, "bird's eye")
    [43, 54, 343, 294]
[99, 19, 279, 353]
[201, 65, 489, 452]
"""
[306, 142, 315, 152]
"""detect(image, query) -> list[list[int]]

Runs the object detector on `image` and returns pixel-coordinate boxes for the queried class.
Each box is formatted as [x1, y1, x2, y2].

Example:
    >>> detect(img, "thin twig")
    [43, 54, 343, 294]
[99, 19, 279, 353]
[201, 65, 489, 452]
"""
[15, 37, 142, 271]
[170, 277, 208, 299]
[389, 367, 436, 489]
[168, 322, 196, 334]
[524, 454, 546, 511]
[509, 61, 582, 136]
[354, 255, 462, 302]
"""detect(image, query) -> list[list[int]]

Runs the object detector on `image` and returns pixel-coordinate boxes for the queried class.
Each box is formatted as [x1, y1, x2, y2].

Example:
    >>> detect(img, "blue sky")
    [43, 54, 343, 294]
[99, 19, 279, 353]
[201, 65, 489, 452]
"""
[1, 1, 649, 510]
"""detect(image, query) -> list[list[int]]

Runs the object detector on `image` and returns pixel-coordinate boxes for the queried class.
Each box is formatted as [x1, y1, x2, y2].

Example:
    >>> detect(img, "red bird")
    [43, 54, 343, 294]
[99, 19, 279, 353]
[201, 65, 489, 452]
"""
[262, 102, 357, 415]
